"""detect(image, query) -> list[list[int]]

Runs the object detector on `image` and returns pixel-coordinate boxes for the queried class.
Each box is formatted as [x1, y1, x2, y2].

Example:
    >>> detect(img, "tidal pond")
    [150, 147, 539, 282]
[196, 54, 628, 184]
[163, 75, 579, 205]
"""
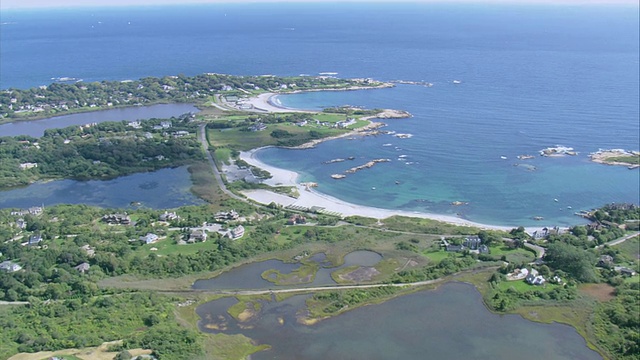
[0, 166, 203, 209]
[197, 282, 602, 360]
[192, 250, 382, 290]
[0, 103, 198, 138]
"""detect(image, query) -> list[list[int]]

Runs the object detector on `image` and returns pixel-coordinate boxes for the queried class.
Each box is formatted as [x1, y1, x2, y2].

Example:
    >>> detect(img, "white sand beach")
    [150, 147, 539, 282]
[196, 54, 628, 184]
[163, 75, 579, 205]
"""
[245, 93, 314, 113]
[239, 148, 523, 231]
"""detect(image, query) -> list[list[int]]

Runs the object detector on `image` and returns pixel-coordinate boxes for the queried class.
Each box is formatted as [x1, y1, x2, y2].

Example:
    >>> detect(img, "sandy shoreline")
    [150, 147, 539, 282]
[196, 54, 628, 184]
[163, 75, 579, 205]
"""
[236, 88, 550, 232]
[239, 148, 546, 231]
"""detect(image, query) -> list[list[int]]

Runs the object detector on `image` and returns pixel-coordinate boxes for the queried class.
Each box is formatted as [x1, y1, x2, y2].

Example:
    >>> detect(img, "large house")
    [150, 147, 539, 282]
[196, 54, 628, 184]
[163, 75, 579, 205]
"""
[525, 269, 546, 286]
[215, 210, 239, 222]
[102, 214, 131, 225]
[188, 229, 208, 243]
[28, 234, 43, 246]
[287, 214, 306, 225]
[227, 225, 245, 240]
[159, 211, 179, 222]
[463, 236, 482, 250]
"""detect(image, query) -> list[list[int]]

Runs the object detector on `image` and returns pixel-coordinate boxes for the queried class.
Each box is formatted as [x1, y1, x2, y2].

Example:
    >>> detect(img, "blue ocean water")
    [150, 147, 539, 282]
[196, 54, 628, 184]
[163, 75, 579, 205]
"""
[1, 3, 638, 226]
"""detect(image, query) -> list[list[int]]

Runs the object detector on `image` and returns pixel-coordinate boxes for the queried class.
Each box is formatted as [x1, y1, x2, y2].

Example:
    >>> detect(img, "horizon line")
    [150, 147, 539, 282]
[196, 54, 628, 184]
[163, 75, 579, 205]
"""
[2, 0, 639, 11]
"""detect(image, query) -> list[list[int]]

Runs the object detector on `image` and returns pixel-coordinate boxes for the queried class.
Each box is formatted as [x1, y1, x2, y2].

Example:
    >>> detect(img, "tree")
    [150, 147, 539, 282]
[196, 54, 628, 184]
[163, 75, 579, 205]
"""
[114, 350, 133, 360]
[544, 242, 597, 283]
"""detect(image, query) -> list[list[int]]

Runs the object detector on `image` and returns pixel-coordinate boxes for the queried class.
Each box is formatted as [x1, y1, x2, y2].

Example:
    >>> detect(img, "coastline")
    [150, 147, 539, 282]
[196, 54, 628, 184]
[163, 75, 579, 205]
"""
[239, 147, 541, 232]
[237, 90, 553, 232]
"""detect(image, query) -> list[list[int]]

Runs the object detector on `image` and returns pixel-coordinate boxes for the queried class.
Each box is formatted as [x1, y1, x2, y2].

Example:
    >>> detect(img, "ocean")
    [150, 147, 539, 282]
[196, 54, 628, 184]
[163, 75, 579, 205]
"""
[1, 3, 638, 226]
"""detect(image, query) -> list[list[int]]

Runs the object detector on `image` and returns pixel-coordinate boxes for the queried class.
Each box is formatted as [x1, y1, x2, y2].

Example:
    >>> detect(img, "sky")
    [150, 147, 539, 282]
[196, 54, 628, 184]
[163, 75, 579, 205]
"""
[1, 0, 638, 10]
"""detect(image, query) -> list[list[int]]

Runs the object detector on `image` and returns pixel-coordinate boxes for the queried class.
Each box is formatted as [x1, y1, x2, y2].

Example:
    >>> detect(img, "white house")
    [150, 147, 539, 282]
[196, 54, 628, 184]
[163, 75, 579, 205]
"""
[0, 260, 22, 272]
[227, 225, 245, 240]
[19, 162, 38, 170]
[140, 233, 159, 244]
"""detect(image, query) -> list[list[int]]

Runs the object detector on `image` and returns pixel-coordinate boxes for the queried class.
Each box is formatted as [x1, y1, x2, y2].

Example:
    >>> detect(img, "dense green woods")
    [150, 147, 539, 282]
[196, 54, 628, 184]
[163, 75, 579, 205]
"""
[0, 73, 381, 120]
[0, 292, 203, 359]
[0, 116, 202, 188]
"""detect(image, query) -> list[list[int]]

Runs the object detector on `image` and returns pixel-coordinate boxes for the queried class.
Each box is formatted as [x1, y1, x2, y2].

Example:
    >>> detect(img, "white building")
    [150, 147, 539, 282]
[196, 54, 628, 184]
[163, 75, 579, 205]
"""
[0, 260, 22, 272]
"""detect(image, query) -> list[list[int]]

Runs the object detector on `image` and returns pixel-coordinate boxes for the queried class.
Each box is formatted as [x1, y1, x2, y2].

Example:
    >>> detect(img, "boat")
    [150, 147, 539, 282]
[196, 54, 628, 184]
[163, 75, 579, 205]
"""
[371, 187, 376, 190]
[500, 156, 507, 160]
[533, 216, 544, 221]
[554, 199, 559, 202]
[567, 206, 572, 209]
[331, 174, 346, 179]
[452, 80, 462, 84]
[395, 180, 400, 185]
[382, 143, 393, 147]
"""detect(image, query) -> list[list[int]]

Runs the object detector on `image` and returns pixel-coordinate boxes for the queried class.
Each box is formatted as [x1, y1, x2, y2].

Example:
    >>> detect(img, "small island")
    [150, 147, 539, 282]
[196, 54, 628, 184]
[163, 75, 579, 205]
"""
[590, 149, 640, 169]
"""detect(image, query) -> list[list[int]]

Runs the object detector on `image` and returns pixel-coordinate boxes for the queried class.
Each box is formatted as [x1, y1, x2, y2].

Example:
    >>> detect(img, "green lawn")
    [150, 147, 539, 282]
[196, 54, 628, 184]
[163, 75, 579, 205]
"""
[489, 246, 536, 263]
[423, 250, 457, 263]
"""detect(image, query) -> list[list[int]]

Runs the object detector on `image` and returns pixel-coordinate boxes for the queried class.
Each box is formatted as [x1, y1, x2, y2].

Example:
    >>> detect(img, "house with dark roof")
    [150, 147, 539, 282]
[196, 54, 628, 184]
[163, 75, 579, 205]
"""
[28, 234, 43, 246]
[102, 213, 131, 225]
[463, 236, 482, 250]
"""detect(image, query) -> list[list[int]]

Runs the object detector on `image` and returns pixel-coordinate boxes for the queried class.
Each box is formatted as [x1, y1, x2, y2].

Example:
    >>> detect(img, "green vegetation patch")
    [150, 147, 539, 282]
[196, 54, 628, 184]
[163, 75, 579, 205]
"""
[306, 286, 401, 318]
[602, 155, 640, 165]
[382, 215, 479, 235]
[207, 333, 270, 360]
[261, 262, 320, 285]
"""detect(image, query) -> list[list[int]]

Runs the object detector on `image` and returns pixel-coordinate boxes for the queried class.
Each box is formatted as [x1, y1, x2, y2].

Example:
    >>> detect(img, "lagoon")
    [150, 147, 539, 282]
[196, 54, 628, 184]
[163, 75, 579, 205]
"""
[197, 282, 601, 360]
[192, 250, 382, 290]
[0, 166, 203, 209]
[0, 103, 198, 138]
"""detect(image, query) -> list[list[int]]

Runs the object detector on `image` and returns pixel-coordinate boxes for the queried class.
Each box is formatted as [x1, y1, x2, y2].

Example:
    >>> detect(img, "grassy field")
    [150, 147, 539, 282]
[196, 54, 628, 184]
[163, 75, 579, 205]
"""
[614, 235, 639, 262]
[188, 161, 229, 205]
[208, 123, 346, 151]
[261, 262, 320, 285]
[489, 245, 536, 263]
[603, 155, 640, 165]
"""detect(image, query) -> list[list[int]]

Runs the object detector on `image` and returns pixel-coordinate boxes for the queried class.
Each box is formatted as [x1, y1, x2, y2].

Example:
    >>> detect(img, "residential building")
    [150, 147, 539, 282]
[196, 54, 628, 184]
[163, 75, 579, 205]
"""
[28, 234, 43, 246]
[19, 162, 38, 170]
[81, 244, 96, 257]
[159, 211, 179, 222]
[0, 260, 22, 272]
[188, 229, 208, 243]
[215, 210, 240, 222]
[28, 206, 44, 216]
[74, 262, 90, 273]
[227, 225, 245, 240]
[102, 214, 131, 225]
[287, 214, 307, 225]
[614, 266, 637, 276]
[140, 233, 159, 244]
[463, 236, 482, 250]
[15, 218, 27, 230]
[525, 269, 546, 285]
[597, 255, 614, 268]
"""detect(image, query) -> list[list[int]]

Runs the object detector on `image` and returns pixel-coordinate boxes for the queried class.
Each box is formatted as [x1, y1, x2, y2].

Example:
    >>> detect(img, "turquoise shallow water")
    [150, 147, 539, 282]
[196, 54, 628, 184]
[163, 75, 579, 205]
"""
[259, 81, 639, 227]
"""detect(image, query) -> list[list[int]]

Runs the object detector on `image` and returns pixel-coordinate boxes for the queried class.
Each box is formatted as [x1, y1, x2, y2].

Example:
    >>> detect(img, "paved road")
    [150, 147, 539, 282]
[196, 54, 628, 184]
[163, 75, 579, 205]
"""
[597, 231, 640, 249]
[524, 242, 545, 259]
[0, 301, 29, 305]
[197, 123, 245, 202]
[202, 278, 445, 296]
